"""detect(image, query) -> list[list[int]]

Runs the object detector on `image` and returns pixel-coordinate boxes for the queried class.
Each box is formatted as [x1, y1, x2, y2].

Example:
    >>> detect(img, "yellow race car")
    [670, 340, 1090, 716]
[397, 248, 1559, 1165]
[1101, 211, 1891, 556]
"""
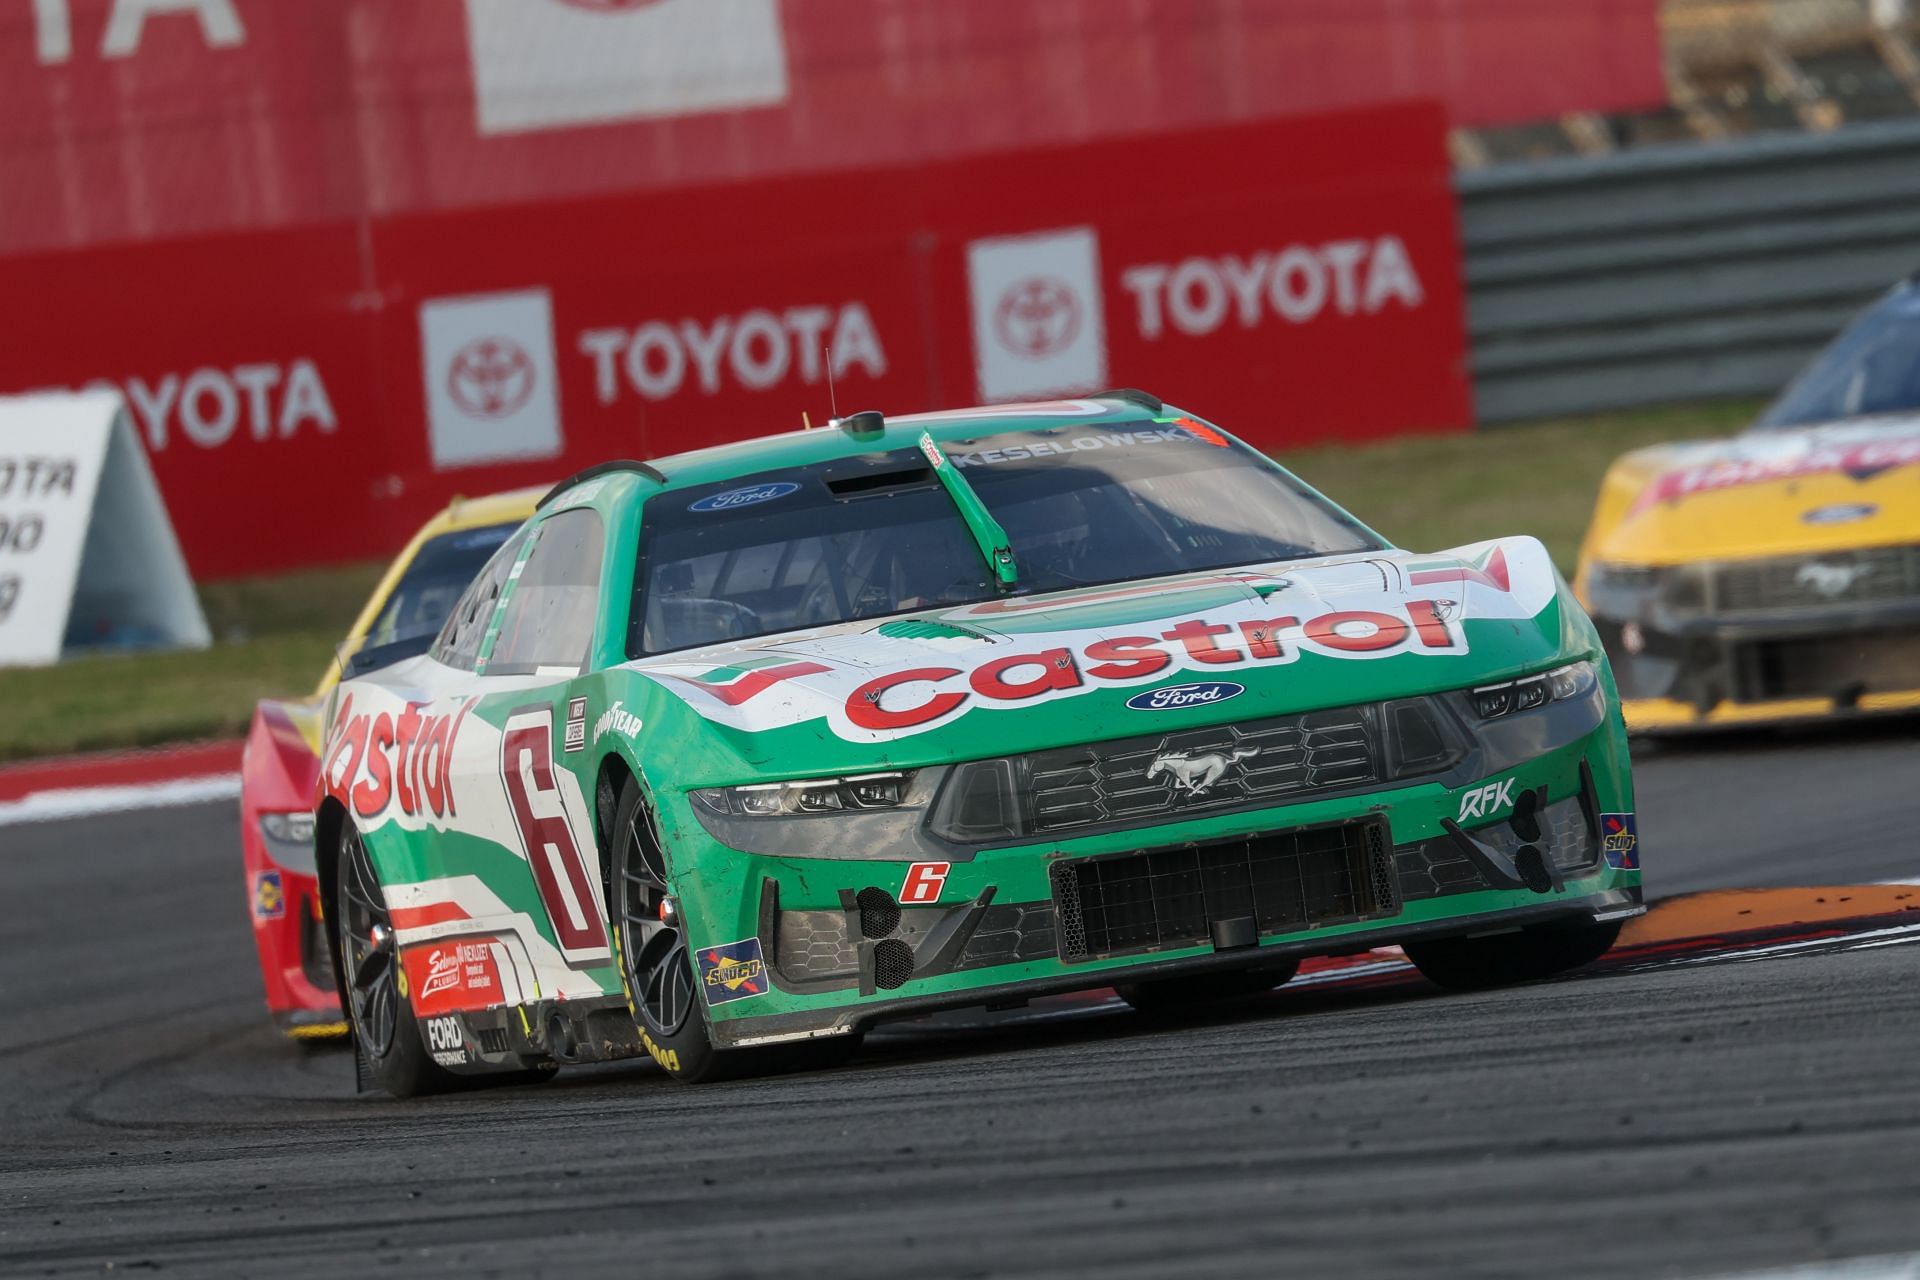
[1577, 278, 1920, 731]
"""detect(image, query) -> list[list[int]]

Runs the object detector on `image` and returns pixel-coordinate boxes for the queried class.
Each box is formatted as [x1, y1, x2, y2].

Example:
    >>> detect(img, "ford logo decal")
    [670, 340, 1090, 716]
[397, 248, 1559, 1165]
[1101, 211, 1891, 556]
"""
[1801, 503, 1878, 526]
[1126, 681, 1245, 711]
[689, 482, 800, 513]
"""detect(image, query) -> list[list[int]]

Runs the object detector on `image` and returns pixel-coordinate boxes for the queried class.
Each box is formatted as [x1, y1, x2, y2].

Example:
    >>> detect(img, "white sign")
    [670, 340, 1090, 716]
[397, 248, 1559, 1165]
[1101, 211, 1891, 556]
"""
[419, 289, 564, 472]
[0, 391, 210, 668]
[967, 227, 1108, 403]
[464, 0, 790, 136]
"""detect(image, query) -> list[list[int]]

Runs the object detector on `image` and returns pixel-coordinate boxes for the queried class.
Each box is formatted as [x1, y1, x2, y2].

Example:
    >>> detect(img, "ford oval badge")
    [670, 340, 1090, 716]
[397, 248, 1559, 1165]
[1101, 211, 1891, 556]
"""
[1126, 681, 1245, 712]
[689, 482, 800, 513]
[1801, 503, 1878, 526]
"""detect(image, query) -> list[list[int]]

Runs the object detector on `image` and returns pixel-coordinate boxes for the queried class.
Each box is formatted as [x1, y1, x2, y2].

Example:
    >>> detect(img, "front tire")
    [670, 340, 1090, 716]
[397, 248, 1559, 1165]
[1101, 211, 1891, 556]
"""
[335, 823, 454, 1098]
[607, 778, 858, 1084]
[1404, 917, 1622, 992]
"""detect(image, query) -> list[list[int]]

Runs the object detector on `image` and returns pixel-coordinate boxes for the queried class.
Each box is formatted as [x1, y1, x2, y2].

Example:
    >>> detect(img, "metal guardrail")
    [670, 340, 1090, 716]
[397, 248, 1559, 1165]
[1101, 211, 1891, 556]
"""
[1459, 117, 1920, 422]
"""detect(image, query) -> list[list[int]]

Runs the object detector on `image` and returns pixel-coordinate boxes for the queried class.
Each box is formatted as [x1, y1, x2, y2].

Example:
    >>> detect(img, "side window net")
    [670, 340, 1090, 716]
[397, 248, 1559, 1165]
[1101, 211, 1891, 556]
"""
[487, 509, 605, 676]
[431, 527, 528, 673]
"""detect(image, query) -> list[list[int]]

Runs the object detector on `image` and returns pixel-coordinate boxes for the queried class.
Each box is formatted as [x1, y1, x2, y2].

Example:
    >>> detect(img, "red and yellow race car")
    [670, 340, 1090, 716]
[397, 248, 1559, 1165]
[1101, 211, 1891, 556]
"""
[1577, 277, 1920, 731]
[241, 487, 541, 1036]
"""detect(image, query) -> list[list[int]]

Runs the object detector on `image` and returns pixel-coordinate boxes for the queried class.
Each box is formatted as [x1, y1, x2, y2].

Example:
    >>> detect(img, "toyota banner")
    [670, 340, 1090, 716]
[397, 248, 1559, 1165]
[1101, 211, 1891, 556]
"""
[0, 0, 1661, 576]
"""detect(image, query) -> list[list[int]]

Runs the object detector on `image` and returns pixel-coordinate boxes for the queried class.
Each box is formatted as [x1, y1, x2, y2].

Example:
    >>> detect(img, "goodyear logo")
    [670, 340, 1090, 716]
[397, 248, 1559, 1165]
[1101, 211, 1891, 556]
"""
[1601, 813, 1639, 871]
[697, 937, 769, 1006]
[253, 870, 285, 922]
[641, 1030, 682, 1074]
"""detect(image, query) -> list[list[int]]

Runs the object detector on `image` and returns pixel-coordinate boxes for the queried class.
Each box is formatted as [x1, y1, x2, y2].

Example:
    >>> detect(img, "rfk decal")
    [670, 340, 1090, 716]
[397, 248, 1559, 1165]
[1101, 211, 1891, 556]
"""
[1458, 777, 1516, 822]
[899, 861, 951, 905]
[501, 706, 611, 967]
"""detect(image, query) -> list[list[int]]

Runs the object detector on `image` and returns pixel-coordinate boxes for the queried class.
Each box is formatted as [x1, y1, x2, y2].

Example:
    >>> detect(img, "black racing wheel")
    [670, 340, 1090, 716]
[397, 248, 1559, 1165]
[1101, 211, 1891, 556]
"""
[607, 777, 859, 1083]
[335, 822, 455, 1098]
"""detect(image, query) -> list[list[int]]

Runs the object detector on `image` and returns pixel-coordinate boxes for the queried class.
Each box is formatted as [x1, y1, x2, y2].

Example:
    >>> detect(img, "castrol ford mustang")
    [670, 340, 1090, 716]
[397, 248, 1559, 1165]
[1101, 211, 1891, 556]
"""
[1578, 277, 1920, 730]
[315, 391, 1641, 1094]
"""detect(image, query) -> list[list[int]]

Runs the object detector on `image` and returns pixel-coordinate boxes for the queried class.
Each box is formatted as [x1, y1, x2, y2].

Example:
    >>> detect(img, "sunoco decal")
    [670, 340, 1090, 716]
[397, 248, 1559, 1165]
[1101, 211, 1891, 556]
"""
[688, 482, 799, 513]
[252, 871, 285, 922]
[1601, 813, 1639, 870]
[1126, 681, 1244, 711]
[698, 937, 769, 1005]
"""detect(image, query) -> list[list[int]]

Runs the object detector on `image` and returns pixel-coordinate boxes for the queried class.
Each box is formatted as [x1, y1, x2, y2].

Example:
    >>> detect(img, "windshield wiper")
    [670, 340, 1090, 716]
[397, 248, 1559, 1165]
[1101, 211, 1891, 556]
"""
[919, 432, 1018, 592]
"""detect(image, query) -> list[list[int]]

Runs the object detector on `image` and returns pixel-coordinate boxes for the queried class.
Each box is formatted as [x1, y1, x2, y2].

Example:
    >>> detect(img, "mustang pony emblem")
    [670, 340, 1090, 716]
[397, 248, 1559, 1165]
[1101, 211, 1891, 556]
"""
[1146, 746, 1258, 796]
[1794, 560, 1867, 599]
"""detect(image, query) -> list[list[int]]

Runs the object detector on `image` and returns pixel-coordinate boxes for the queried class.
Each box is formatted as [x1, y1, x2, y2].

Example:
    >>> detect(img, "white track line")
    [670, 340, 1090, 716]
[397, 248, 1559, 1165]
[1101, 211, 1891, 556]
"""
[1705, 1252, 1920, 1280]
[0, 774, 241, 828]
[1648, 921, 1920, 968]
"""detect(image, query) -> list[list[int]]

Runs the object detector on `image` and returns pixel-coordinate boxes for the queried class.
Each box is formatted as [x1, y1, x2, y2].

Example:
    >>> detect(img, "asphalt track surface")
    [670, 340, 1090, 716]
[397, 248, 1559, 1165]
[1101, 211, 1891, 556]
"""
[2, 721, 1919, 1278]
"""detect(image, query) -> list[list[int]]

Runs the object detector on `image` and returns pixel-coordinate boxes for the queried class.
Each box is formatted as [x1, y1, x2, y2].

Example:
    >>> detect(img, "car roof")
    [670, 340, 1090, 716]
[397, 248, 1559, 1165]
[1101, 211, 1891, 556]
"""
[559, 395, 1184, 499]
[432, 485, 549, 532]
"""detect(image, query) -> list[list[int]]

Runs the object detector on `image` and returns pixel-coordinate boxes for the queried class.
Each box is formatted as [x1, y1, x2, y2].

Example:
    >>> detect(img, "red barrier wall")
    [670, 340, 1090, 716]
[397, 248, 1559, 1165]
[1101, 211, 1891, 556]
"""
[0, 102, 1470, 577]
[0, 0, 1663, 257]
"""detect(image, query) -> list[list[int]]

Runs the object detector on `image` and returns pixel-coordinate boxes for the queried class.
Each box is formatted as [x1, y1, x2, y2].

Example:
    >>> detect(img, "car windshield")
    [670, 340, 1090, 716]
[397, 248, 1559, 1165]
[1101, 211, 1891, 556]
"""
[630, 421, 1381, 656]
[1755, 290, 1920, 430]
[346, 520, 521, 676]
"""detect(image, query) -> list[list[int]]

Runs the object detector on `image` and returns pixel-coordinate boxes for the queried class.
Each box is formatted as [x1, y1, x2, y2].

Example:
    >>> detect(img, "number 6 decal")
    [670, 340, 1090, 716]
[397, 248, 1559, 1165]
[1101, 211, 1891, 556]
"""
[501, 706, 610, 967]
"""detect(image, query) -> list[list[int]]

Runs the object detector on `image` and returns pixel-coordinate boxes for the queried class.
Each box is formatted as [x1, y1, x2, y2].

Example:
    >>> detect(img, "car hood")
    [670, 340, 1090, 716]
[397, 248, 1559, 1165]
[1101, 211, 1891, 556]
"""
[1585, 416, 1920, 569]
[622, 536, 1584, 778]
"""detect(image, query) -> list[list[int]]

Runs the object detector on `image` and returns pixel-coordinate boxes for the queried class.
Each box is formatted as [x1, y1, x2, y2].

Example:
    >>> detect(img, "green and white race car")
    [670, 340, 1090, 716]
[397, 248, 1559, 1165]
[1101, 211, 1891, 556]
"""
[317, 391, 1641, 1093]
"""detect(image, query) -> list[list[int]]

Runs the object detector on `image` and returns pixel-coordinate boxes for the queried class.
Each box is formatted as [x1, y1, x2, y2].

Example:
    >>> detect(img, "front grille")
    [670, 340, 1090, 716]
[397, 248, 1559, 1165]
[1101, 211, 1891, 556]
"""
[856, 887, 900, 939]
[1026, 707, 1382, 834]
[775, 910, 861, 981]
[954, 901, 1059, 971]
[1711, 545, 1920, 614]
[1051, 818, 1398, 962]
[1732, 629, 1920, 700]
[1395, 797, 1598, 901]
[872, 939, 915, 989]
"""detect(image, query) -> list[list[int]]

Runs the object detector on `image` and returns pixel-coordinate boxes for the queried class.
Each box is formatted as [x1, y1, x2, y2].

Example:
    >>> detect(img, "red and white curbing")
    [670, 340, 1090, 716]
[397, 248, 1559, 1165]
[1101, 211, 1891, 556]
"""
[0, 741, 243, 827]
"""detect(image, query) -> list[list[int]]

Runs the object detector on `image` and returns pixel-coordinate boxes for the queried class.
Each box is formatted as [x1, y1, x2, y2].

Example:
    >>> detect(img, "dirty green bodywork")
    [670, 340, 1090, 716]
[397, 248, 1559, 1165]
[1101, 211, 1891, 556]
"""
[325, 401, 1640, 1063]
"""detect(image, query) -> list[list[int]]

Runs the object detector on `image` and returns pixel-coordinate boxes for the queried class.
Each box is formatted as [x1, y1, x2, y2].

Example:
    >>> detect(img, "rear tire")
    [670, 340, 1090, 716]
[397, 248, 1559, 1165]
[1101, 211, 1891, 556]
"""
[1116, 959, 1301, 1015]
[608, 777, 860, 1084]
[334, 824, 456, 1098]
[1404, 918, 1621, 992]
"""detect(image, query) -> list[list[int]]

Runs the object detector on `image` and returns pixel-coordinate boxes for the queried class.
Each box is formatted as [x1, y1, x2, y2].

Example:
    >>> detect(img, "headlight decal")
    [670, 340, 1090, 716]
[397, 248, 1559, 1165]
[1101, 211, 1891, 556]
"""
[1471, 661, 1596, 721]
[258, 810, 319, 876]
[693, 771, 913, 818]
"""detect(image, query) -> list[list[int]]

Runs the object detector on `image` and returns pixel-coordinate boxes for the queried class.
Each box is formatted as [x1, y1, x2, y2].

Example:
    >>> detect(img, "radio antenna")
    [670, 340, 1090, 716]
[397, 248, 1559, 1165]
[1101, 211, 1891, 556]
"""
[825, 347, 838, 420]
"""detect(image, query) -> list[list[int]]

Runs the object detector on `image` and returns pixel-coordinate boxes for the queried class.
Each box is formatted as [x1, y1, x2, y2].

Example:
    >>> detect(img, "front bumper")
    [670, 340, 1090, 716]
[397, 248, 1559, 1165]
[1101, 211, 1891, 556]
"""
[1594, 603, 1920, 730]
[668, 718, 1639, 1049]
[240, 823, 345, 1034]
